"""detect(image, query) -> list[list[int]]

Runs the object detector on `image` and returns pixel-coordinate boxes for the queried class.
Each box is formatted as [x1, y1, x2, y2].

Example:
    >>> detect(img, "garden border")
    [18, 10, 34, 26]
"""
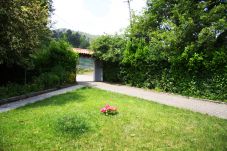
[0, 83, 78, 106]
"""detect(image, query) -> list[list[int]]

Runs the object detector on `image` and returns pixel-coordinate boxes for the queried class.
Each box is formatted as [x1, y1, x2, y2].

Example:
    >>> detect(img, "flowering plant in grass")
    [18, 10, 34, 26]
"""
[100, 104, 118, 115]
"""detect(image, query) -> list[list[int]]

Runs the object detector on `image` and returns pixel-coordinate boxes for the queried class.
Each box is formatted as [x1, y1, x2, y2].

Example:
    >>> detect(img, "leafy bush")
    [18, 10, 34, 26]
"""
[91, 35, 125, 82]
[0, 40, 79, 99]
[93, 1, 227, 101]
[34, 40, 78, 73]
[34, 72, 60, 89]
[0, 83, 43, 99]
[103, 62, 121, 83]
[91, 35, 126, 62]
[33, 39, 78, 86]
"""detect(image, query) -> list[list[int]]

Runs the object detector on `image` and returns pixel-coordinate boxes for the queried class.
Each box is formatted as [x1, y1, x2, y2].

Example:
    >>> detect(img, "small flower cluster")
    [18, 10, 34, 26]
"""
[100, 104, 118, 115]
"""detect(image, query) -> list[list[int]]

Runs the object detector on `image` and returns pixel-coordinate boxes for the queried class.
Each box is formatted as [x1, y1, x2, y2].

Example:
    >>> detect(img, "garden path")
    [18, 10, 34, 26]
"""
[0, 85, 84, 113]
[1, 82, 227, 120]
[80, 82, 227, 120]
[76, 73, 94, 82]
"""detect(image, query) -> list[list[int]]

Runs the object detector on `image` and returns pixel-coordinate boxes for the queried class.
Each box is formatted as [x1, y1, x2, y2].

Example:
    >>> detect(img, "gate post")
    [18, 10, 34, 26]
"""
[94, 60, 103, 82]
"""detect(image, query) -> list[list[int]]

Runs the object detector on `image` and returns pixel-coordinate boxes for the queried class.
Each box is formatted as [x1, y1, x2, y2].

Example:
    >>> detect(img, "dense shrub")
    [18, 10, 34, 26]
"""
[34, 40, 78, 74]
[90, 35, 126, 62]
[0, 83, 43, 99]
[90, 35, 126, 83]
[91, 0, 227, 101]
[0, 40, 78, 99]
[103, 62, 121, 83]
[119, 0, 227, 101]
[34, 72, 60, 89]
[32, 40, 78, 87]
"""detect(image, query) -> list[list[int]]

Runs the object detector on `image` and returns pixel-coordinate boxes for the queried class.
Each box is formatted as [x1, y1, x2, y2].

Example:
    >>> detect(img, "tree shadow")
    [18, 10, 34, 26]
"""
[54, 114, 91, 138]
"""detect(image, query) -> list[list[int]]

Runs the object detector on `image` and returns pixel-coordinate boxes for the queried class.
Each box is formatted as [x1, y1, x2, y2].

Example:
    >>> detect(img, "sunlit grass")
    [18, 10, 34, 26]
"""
[0, 87, 227, 151]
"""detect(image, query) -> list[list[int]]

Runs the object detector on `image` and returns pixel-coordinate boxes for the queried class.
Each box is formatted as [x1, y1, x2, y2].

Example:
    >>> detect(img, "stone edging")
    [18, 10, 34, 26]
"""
[0, 84, 77, 106]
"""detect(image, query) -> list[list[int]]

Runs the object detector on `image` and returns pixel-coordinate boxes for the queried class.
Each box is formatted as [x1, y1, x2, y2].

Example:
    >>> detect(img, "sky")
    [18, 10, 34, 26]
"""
[51, 0, 146, 35]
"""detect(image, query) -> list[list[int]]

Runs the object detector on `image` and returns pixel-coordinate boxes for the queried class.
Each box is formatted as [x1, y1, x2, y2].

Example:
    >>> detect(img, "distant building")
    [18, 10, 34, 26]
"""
[72, 48, 103, 82]
[73, 48, 94, 70]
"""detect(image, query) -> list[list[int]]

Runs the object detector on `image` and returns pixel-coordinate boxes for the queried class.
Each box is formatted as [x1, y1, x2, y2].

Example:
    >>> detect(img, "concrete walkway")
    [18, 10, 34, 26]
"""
[0, 85, 84, 113]
[76, 73, 94, 82]
[1, 82, 227, 120]
[80, 82, 227, 120]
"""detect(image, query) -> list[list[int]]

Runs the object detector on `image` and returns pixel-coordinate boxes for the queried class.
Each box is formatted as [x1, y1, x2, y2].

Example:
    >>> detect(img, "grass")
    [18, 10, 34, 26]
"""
[0, 87, 227, 151]
[77, 69, 93, 74]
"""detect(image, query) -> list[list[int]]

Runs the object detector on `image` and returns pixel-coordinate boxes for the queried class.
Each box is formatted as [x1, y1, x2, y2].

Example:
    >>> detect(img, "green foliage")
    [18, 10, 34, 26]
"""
[91, 35, 126, 82]
[0, 83, 43, 99]
[91, 35, 126, 62]
[34, 40, 78, 73]
[53, 29, 90, 49]
[122, 0, 227, 100]
[77, 68, 93, 74]
[156, 70, 227, 100]
[79, 35, 90, 49]
[34, 72, 60, 89]
[0, 40, 78, 99]
[103, 62, 121, 83]
[0, 0, 52, 68]
[0, 1, 80, 99]
[95, 0, 227, 101]
[33, 39, 78, 88]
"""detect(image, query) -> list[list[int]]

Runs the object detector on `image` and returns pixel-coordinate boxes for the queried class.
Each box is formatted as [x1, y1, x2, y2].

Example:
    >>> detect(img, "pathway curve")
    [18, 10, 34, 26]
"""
[1, 82, 227, 120]
[0, 85, 84, 113]
[80, 82, 227, 120]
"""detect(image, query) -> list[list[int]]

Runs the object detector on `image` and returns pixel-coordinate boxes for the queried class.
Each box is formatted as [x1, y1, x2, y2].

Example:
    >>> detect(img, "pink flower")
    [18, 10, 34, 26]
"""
[105, 104, 111, 109]
[100, 108, 107, 113]
[100, 104, 118, 115]
[110, 107, 117, 111]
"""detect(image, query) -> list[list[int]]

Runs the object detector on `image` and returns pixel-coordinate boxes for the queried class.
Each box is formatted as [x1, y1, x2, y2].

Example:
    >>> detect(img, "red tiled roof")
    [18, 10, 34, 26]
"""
[73, 48, 93, 55]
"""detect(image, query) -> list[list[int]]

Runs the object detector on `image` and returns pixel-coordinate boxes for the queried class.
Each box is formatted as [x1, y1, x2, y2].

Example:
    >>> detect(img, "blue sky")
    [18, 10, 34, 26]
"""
[52, 0, 146, 35]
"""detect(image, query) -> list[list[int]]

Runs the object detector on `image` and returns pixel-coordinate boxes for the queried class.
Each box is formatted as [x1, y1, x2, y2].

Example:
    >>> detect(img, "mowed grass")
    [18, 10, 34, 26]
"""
[0, 87, 227, 151]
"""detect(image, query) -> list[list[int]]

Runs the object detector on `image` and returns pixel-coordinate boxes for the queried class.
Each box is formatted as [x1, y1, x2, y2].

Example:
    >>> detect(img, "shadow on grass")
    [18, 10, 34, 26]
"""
[17, 88, 92, 110]
[54, 114, 92, 138]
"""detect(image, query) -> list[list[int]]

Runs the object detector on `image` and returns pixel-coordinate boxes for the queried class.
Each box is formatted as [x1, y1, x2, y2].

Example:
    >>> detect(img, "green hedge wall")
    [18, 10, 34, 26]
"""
[103, 61, 227, 101]
[103, 62, 121, 83]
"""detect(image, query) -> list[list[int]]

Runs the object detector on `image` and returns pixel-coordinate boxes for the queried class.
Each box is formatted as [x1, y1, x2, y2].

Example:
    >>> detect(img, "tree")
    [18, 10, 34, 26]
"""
[127, 0, 227, 72]
[52, 29, 91, 48]
[119, 0, 227, 99]
[0, 0, 53, 68]
[79, 35, 90, 49]
[91, 35, 126, 62]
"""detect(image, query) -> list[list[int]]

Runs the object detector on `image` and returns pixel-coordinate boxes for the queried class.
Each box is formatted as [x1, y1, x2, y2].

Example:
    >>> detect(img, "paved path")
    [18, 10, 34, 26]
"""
[0, 85, 84, 113]
[76, 73, 94, 82]
[80, 82, 227, 120]
[1, 82, 227, 120]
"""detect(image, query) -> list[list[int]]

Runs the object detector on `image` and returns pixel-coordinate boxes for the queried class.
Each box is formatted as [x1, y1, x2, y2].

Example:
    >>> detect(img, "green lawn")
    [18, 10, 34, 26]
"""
[0, 87, 227, 151]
